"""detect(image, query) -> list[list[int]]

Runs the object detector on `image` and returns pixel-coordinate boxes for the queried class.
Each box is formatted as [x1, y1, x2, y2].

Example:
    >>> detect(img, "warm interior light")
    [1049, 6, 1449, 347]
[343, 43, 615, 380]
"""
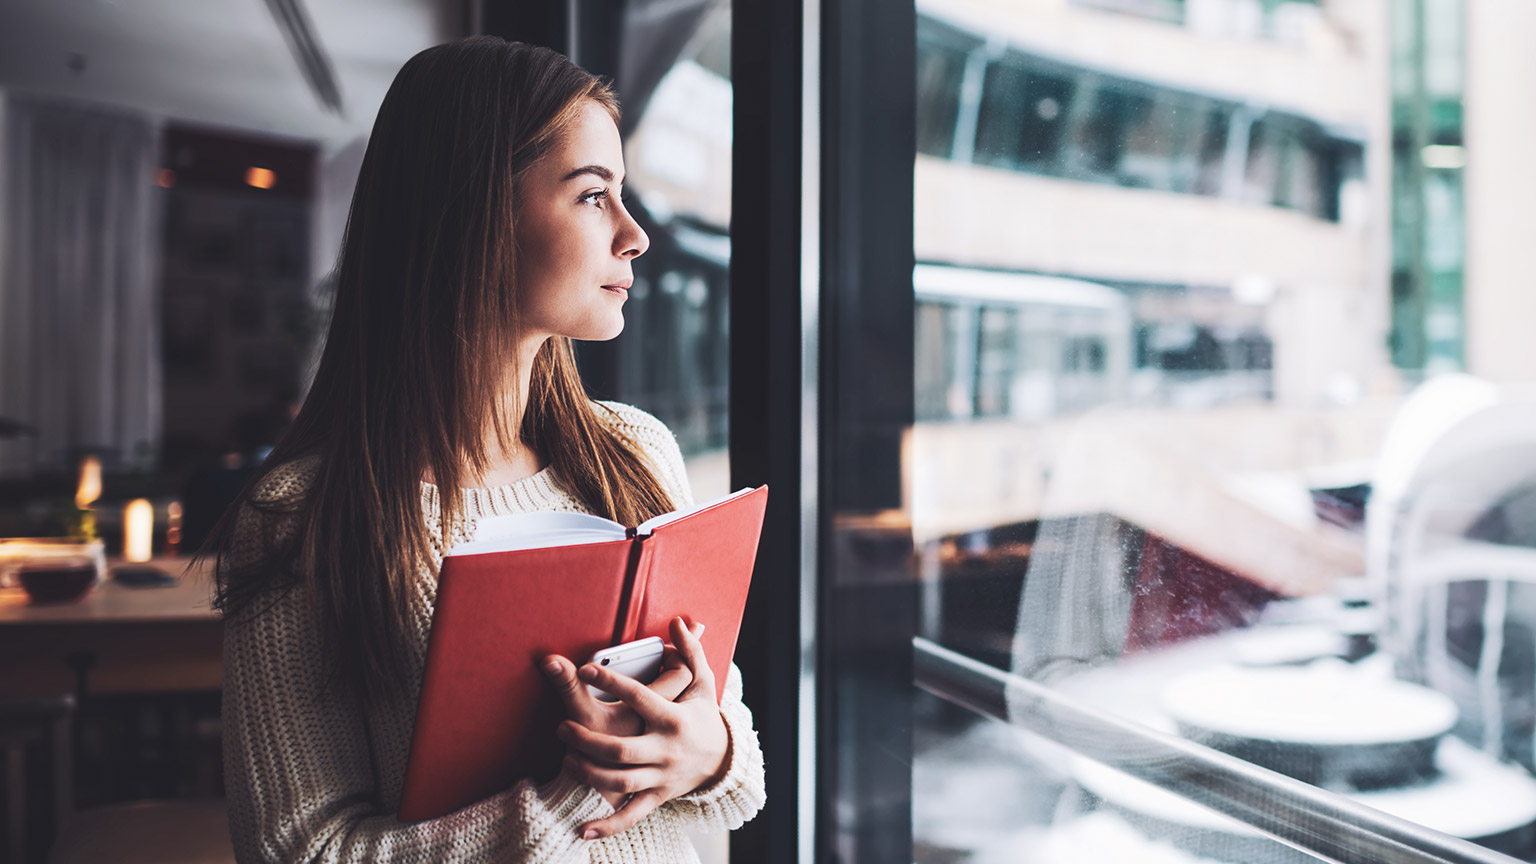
[124, 499, 154, 563]
[75, 456, 102, 510]
[166, 501, 183, 554]
[156, 168, 176, 188]
[245, 167, 277, 189]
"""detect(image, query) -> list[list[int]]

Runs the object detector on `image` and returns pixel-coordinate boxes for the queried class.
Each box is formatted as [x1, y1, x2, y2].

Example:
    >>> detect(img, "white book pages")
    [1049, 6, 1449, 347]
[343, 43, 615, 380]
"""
[447, 487, 760, 556]
[448, 511, 627, 557]
[634, 487, 757, 535]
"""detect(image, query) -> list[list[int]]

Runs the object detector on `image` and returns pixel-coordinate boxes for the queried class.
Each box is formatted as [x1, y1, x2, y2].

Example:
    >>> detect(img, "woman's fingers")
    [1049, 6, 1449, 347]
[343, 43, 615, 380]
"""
[563, 753, 663, 796]
[579, 662, 672, 722]
[648, 652, 693, 702]
[540, 654, 597, 717]
[556, 622, 731, 837]
[670, 617, 716, 701]
[558, 720, 661, 767]
[580, 789, 664, 840]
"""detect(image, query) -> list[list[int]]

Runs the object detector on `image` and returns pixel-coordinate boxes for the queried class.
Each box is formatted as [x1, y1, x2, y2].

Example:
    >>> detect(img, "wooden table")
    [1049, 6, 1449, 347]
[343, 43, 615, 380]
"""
[0, 558, 221, 698]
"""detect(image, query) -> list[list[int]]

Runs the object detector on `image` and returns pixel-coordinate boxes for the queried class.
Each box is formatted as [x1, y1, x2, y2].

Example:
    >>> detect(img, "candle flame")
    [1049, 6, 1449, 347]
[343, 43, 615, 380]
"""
[76, 456, 102, 509]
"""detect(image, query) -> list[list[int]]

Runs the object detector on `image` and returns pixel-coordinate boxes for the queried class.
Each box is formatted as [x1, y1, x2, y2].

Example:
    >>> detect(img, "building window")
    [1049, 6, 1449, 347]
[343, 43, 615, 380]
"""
[974, 56, 1076, 174]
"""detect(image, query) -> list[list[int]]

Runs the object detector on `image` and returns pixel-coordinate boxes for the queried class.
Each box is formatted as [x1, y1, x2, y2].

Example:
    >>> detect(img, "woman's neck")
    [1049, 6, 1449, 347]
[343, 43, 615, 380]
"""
[467, 449, 547, 487]
[469, 334, 550, 486]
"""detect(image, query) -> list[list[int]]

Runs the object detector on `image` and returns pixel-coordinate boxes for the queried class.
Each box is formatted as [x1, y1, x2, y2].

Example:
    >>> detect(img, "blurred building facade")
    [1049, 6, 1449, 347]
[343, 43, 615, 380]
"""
[1389, 0, 1536, 384]
[914, 0, 1392, 410]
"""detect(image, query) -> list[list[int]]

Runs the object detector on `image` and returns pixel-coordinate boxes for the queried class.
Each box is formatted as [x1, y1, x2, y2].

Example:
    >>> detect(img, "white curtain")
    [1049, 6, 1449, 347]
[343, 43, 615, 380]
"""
[0, 94, 161, 477]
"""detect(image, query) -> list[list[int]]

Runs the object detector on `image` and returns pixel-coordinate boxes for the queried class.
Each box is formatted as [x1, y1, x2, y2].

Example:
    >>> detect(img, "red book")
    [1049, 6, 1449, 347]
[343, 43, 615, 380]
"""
[397, 485, 768, 823]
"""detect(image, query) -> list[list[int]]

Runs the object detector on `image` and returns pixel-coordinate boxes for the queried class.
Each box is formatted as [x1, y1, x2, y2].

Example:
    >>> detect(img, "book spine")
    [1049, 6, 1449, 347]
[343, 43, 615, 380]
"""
[614, 539, 653, 644]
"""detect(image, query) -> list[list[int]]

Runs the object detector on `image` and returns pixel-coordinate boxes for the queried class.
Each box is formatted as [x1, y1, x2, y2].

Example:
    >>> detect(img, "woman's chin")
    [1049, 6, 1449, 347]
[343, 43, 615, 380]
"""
[571, 318, 625, 342]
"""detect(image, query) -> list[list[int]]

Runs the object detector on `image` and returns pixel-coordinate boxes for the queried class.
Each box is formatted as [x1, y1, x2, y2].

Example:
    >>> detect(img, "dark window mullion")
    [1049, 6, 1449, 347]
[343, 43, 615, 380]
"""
[820, 2, 918, 864]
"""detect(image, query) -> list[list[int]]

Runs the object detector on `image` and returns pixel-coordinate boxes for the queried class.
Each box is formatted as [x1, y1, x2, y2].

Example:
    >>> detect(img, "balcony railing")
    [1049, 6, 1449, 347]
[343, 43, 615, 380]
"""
[913, 637, 1523, 864]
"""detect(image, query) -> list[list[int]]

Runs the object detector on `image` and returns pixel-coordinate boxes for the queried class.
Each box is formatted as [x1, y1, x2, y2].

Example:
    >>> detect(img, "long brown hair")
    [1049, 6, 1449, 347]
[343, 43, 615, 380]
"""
[209, 37, 677, 709]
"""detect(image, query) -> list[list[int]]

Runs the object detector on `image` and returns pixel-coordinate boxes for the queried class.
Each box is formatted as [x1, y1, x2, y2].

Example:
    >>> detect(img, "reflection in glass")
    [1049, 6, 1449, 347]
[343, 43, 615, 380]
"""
[975, 57, 1075, 174]
[918, 11, 1365, 224]
[909, 0, 1536, 861]
[916, 22, 971, 160]
[616, 2, 732, 495]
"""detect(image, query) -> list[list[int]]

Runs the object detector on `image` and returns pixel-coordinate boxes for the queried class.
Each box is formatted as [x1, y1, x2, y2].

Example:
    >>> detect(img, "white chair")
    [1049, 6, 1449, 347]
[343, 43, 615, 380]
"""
[1370, 375, 1536, 767]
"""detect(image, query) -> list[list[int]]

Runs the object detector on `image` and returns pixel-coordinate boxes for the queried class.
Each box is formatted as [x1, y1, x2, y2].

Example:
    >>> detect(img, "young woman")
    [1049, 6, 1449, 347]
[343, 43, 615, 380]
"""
[212, 37, 765, 863]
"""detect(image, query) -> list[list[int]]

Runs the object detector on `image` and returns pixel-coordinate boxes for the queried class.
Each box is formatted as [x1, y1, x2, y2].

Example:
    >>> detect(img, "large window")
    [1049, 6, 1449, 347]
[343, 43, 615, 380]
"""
[895, 1, 1536, 862]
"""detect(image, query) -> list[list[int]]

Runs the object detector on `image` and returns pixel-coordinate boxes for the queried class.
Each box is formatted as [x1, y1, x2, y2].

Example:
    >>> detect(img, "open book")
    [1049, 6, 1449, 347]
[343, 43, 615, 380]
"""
[398, 485, 768, 823]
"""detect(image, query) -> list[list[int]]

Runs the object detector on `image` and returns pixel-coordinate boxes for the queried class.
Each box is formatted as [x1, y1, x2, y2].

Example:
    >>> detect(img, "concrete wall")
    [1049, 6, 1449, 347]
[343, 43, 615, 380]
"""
[915, 158, 1371, 289]
[915, 158, 1382, 405]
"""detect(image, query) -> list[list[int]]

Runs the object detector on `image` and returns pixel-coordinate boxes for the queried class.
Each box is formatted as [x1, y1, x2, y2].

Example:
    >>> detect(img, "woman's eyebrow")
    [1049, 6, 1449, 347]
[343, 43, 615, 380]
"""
[562, 164, 622, 184]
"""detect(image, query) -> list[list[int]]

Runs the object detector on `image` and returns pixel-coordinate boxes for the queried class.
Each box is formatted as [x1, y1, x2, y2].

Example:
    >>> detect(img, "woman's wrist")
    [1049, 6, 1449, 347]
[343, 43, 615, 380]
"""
[689, 709, 734, 794]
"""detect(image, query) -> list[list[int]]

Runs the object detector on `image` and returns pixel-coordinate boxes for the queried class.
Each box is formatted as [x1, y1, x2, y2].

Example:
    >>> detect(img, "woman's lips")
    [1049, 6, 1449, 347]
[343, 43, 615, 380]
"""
[603, 279, 631, 296]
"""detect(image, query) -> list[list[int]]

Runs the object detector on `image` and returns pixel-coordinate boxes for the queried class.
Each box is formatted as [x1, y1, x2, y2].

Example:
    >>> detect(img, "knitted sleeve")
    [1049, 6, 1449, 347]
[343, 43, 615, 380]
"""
[596, 402, 768, 829]
[221, 481, 612, 863]
[662, 663, 768, 830]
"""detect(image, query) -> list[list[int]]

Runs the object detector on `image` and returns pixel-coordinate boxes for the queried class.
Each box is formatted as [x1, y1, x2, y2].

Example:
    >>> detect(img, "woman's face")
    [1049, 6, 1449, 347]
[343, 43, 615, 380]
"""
[514, 100, 649, 344]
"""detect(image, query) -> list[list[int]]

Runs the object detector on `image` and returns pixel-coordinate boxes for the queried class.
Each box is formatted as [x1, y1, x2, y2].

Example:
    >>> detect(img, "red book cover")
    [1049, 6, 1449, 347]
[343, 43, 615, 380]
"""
[397, 485, 768, 822]
[627, 496, 766, 704]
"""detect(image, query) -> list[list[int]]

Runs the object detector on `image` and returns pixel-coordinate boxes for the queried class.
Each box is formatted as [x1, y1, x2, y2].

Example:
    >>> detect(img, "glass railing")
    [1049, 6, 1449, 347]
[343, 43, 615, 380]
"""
[914, 637, 1524, 864]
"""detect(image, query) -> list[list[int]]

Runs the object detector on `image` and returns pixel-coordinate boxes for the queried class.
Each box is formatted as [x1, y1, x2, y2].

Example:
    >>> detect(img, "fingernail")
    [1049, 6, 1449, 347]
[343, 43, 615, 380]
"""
[578, 664, 598, 682]
[544, 658, 561, 674]
[584, 829, 599, 840]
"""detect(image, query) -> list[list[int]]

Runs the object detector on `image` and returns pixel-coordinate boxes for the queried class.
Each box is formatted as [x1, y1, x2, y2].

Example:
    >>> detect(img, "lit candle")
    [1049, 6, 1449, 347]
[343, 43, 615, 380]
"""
[75, 456, 102, 541]
[75, 456, 101, 509]
[124, 498, 154, 563]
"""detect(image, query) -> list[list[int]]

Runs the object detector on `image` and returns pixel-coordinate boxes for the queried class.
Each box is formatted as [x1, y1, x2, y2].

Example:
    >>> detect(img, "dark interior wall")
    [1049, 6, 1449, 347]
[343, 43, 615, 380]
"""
[159, 125, 315, 482]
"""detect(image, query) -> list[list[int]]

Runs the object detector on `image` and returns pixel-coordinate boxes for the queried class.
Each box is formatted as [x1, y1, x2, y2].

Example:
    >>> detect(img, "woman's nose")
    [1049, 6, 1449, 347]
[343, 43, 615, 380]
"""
[615, 206, 650, 260]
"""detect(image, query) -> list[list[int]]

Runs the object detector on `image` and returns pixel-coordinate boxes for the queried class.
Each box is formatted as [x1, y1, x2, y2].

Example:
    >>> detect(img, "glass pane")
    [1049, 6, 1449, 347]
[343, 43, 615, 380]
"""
[917, 20, 974, 159]
[1191, 100, 1233, 196]
[909, 0, 1536, 861]
[614, 2, 733, 499]
[976, 57, 1076, 173]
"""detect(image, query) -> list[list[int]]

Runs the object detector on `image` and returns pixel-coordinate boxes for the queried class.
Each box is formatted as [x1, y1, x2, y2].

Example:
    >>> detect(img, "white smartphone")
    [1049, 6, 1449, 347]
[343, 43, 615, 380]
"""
[587, 636, 665, 703]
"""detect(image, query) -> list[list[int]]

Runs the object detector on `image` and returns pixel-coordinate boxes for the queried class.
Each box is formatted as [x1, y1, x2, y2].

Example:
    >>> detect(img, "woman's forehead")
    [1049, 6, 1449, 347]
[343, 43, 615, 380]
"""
[547, 101, 624, 181]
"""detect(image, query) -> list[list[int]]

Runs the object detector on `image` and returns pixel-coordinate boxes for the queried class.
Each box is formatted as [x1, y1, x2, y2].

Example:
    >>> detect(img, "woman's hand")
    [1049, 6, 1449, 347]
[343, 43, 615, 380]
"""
[559, 617, 730, 839]
[540, 637, 693, 764]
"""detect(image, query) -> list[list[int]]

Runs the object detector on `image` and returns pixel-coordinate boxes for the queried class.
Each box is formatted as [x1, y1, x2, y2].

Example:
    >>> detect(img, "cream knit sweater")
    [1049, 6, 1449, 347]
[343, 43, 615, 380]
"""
[222, 402, 766, 863]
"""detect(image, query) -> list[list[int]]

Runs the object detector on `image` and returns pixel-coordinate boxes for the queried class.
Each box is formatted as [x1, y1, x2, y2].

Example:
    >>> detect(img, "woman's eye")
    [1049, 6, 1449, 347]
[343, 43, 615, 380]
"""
[578, 189, 609, 208]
